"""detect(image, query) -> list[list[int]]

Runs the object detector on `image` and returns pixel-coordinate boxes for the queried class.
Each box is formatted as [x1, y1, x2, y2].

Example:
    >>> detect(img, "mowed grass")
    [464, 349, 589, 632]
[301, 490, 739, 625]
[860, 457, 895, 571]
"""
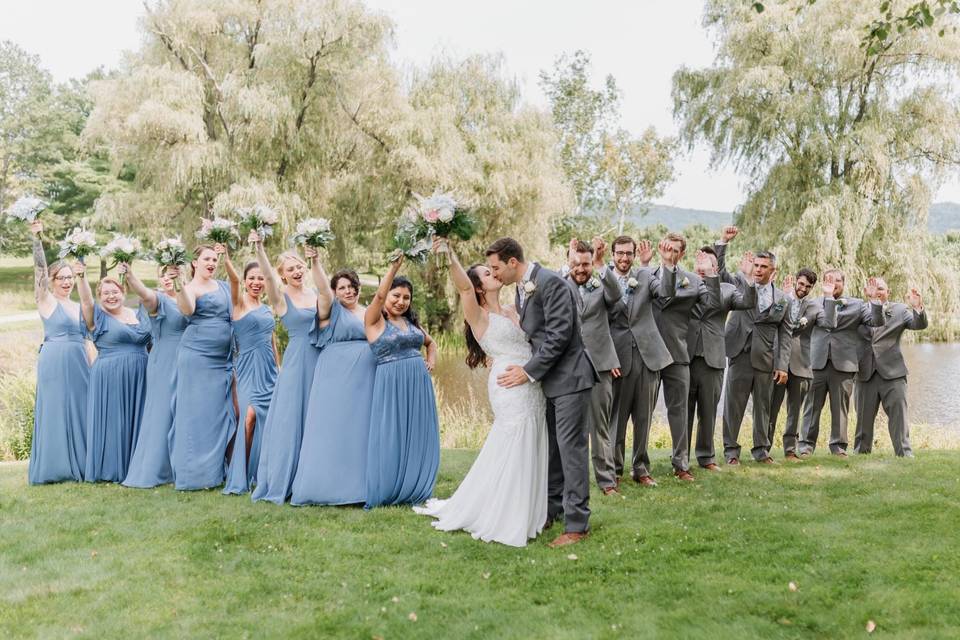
[2, 450, 959, 639]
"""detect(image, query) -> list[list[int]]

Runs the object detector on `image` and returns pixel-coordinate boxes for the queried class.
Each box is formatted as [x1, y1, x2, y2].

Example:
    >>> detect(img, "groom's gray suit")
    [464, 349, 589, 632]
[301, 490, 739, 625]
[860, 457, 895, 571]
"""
[518, 263, 598, 534]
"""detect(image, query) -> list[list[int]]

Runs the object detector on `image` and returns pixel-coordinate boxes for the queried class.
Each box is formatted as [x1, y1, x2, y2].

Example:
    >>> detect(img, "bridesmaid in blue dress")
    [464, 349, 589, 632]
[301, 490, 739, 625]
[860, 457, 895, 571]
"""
[76, 267, 151, 483]
[223, 249, 278, 494]
[363, 255, 440, 508]
[121, 263, 187, 488]
[291, 259, 376, 506]
[250, 232, 320, 504]
[27, 220, 88, 484]
[168, 244, 236, 490]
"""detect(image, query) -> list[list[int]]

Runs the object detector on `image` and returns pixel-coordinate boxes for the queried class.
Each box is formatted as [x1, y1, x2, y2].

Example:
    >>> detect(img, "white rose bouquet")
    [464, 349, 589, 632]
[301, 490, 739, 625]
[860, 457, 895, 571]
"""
[5, 195, 48, 223]
[239, 204, 280, 240]
[101, 234, 142, 285]
[391, 189, 475, 264]
[151, 236, 188, 291]
[197, 217, 239, 248]
[290, 217, 336, 267]
[57, 228, 98, 264]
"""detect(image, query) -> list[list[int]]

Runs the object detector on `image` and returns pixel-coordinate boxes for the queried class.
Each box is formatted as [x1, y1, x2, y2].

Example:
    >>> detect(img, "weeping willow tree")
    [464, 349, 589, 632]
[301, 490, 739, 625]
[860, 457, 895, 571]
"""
[82, 0, 571, 329]
[673, 0, 960, 337]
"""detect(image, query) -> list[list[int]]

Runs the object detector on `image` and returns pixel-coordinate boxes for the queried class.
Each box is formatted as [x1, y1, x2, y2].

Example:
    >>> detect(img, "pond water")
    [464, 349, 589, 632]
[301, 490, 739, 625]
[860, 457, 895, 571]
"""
[433, 342, 960, 428]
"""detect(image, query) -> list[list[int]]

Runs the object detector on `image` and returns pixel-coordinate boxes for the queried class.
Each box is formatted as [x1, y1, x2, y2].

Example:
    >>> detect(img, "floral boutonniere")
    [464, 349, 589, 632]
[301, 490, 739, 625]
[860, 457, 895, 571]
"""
[585, 277, 601, 291]
[884, 307, 893, 318]
[678, 276, 691, 289]
[836, 297, 845, 309]
[626, 277, 639, 294]
[523, 280, 537, 296]
[773, 298, 785, 313]
[798, 317, 809, 328]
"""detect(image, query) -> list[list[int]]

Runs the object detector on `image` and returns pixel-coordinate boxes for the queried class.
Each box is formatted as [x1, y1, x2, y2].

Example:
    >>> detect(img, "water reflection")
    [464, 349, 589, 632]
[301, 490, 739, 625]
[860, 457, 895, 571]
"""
[433, 342, 960, 428]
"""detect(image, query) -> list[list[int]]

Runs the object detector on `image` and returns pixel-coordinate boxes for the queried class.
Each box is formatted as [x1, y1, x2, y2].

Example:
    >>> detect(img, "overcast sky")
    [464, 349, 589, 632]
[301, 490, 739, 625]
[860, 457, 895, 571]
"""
[2, 0, 958, 210]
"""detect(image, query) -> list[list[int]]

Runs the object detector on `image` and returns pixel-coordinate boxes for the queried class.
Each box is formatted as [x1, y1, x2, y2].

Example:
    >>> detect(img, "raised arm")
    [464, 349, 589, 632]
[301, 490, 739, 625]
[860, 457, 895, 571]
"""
[30, 221, 54, 309]
[435, 238, 485, 330]
[252, 232, 286, 316]
[364, 256, 403, 341]
[222, 243, 241, 308]
[119, 262, 159, 314]
[75, 262, 96, 331]
[306, 246, 334, 322]
[650, 239, 677, 298]
[905, 288, 928, 330]
[173, 266, 197, 316]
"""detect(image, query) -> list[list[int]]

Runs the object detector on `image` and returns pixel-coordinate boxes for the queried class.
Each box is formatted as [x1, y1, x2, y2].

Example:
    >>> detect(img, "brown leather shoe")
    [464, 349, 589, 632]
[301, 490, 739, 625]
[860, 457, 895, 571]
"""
[832, 451, 848, 458]
[674, 469, 695, 482]
[785, 453, 803, 463]
[602, 486, 620, 496]
[758, 457, 776, 464]
[701, 463, 721, 471]
[548, 531, 589, 548]
[633, 474, 658, 487]
[727, 457, 740, 466]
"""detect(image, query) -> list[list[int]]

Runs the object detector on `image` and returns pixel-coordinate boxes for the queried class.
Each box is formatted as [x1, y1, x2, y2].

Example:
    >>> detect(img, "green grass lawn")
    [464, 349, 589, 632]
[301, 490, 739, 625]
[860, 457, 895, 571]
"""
[2, 450, 959, 639]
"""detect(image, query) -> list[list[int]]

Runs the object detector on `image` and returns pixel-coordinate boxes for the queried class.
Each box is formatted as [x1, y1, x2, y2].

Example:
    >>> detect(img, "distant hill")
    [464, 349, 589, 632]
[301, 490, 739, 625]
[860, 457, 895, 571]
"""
[621, 202, 960, 234]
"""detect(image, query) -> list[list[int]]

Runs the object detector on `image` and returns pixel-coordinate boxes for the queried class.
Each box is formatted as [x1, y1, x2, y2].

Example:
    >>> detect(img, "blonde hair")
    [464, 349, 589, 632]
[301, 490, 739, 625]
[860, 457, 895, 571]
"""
[97, 277, 126, 296]
[47, 261, 72, 281]
[274, 251, 305, 284]
[191, 244, 218, 278]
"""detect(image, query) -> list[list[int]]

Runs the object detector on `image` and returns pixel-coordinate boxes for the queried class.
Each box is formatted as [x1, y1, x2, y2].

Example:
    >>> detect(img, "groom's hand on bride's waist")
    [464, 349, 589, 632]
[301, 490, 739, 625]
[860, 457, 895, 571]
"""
[497, 365, 531, 388]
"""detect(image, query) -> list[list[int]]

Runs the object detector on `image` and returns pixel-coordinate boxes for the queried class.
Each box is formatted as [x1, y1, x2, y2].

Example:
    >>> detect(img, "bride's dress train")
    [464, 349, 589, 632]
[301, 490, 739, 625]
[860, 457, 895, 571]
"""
[413, 312, 547, 547]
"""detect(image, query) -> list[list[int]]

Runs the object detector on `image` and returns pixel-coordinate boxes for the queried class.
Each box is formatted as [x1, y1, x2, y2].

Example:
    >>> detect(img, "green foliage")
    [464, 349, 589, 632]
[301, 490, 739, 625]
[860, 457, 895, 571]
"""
[0, 368, 35, 461]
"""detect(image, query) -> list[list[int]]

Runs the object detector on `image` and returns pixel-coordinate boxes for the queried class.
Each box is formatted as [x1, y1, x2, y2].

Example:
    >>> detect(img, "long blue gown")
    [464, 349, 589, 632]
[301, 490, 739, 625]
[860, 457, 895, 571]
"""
[84, 305, 151, 483]
[364, 320, 440, 509]
[123, 294, 187, 488]
[291, 301, 377, 506]
[29, 303, 89, 484]
[169, 280, 235, 490]
[223, 304, 277, 495]
[251, 294, 319, 504]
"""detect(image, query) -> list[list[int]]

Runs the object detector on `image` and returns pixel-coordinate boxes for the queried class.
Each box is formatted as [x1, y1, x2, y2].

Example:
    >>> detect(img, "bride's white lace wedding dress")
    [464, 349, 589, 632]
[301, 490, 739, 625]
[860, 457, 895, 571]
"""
[413, 312, 548, 547]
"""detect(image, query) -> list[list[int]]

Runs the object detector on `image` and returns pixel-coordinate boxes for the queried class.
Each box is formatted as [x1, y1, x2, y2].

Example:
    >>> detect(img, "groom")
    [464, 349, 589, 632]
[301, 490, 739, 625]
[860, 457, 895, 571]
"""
[486, 237, 598, 548]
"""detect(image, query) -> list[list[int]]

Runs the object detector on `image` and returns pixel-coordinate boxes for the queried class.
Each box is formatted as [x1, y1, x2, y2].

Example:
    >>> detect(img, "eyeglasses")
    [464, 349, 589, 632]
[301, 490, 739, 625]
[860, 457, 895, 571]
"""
[613, 251, 634, 258]
[53, 275, 75, 282]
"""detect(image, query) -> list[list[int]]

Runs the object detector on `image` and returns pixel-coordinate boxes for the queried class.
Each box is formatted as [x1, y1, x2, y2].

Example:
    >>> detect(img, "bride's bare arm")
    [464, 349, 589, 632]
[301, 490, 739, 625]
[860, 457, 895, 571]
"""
[435, 238, 486, 333]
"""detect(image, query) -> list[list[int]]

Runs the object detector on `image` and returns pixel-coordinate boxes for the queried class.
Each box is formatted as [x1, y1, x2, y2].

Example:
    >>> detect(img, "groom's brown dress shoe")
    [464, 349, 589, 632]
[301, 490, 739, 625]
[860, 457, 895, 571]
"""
[727, 457, 740, 466]
[602, 486, 620, 496]
[548, 531, 589, 549]
[785, 453, 803, 463]
[758, 457, 776, 464]
[702, 463, 721, 471]
[674, 469, 695, 482]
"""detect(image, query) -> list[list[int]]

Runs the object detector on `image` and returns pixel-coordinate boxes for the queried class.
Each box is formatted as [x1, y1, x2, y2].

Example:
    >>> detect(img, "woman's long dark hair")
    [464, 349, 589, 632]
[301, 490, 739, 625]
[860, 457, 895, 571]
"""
[464, 264, 489, 369]
[382, 276, 424, 333]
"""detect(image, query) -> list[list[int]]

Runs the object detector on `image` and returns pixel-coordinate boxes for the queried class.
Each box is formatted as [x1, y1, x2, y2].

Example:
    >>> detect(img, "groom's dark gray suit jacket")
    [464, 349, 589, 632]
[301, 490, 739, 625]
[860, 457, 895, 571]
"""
[518, 263, 599, 399]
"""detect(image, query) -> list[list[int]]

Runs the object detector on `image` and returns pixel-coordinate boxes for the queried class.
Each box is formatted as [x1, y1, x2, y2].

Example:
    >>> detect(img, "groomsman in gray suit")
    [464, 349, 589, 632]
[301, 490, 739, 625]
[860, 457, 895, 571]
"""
[686, 244, 755, 470]
[717, 247, 792, 463]
[768, 268, 828, 461]
[566, 238, 623, 495]
[854, 280, 927, 456]
[650, 233, 721, 481]
[607, 235, 673, 487]
[798, 270, 884, 456]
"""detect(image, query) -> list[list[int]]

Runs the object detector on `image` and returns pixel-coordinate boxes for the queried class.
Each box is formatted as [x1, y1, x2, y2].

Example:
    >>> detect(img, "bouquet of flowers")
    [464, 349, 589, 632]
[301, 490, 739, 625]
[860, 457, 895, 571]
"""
[238, 204, 279, 240]
[5, 195, 48, 223]
[197, 217, 239, 247]
[410, 190, 476, 240]
[290, 218, 335, 267]
[56, 228, 98, 264]
[151, 236, 188, 291]
[390, 215, 432, 264]
[101, 234, 142, 285]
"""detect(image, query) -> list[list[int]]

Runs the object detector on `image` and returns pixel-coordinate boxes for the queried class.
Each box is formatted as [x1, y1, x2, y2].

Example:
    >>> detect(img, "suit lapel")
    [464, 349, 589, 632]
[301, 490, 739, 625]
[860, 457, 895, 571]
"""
[519, 262, 540, 325]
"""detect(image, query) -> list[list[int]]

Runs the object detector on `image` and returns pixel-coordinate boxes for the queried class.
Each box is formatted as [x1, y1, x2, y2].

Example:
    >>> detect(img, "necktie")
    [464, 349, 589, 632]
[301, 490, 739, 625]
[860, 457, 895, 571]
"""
[758, 285, 771, 312]
[790, 298, 801, 324]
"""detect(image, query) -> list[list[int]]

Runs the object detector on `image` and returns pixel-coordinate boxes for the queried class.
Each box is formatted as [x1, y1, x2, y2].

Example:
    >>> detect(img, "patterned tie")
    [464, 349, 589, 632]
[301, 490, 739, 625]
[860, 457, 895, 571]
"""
[790, 298, 801, 324]
[758, 284, 771, 312]
[617, 275, 630, 304]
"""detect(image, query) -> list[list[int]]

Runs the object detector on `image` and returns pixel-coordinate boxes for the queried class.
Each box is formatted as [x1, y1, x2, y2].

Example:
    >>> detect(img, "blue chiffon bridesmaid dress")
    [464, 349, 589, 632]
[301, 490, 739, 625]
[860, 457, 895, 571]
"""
[169, 280, 236, 490]
[84, 305, 151, 482]
[223, 304, 277, 494]
[123, 294, 187, 488]
[291, 301, 377, 506]
[364, 320, 440, 509]
[251, 294, 319, 504]
[29, 303, 89, 484]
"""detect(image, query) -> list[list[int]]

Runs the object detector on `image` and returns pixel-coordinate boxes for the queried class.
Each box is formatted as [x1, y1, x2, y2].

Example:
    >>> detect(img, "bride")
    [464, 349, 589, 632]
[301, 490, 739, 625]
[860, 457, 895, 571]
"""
[413, 238, 548, 547]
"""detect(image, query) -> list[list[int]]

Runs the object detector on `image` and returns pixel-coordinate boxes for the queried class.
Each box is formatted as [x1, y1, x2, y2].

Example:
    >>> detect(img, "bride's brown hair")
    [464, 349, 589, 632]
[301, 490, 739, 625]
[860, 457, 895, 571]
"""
[464, 264, 489, 369]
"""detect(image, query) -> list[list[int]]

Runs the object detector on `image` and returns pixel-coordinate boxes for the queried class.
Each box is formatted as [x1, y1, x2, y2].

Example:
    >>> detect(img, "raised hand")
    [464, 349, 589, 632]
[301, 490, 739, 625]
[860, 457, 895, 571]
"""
[303, 245, 318, 261]
[567, 236, 579, 262]
[118, 262, 129, 276]
[907, 287, 923, 310]
[248, 230, 261, 245]
[739, 250, 755, 277]
[636, 239, 653, 265]
[432, 236, 450, 254]
[864, 277, 879, 302]
[213, 242, 227, 256]
[73, 261, 87, 279]
[783, 273, 796, 297]
[694, 250, 716, 277]
[592, 236, 606, 267]
[658, 238, 677, 267]
[30, 220, 43, 236]
[721, 225, 739, 243]
[821, 273, 837, 298]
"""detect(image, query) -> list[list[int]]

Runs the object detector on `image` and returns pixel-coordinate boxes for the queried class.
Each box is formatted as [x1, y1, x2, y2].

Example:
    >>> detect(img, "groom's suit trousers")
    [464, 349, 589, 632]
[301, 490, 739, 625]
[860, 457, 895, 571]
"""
[546, 388, 592, 533]
[587, 371, 616, 490]
[853, 373, 912, 456]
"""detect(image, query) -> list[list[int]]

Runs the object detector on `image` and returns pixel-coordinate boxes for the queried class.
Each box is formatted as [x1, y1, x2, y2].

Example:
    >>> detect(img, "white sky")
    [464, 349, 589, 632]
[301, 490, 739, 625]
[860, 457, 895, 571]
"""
[2, 0, 958, 210]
